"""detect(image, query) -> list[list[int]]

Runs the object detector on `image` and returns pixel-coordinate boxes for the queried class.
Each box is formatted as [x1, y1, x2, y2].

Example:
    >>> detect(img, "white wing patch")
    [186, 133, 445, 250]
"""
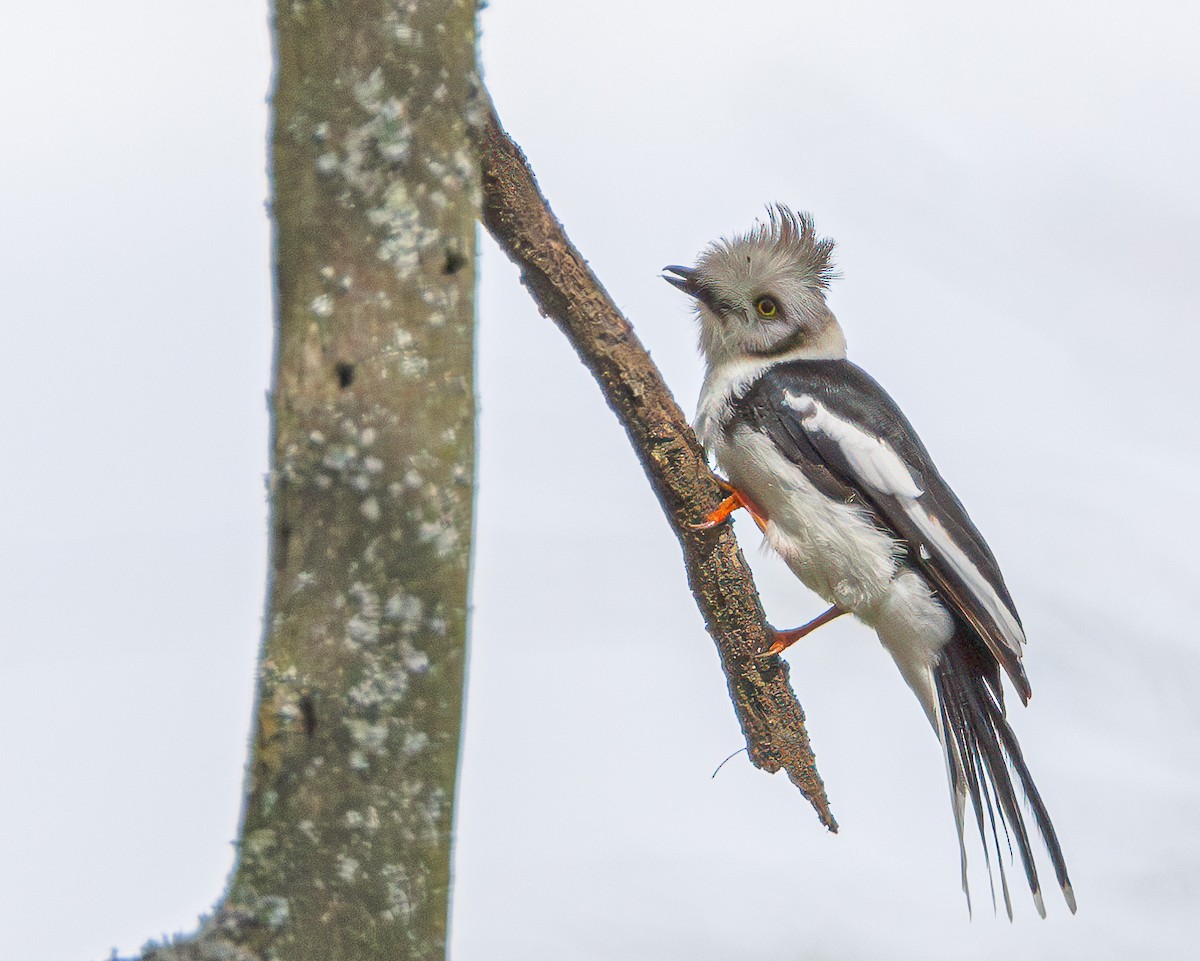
[911, 506, 1026, 656]
[783, 391, 922, 498]
[783, 391, 1026, 658]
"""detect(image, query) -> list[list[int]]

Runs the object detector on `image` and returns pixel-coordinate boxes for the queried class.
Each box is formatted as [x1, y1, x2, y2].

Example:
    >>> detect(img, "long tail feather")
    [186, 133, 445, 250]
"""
[932, 623, 1075, 917]
[946, 688, 1016, 919]
[938, 695, 995, 916]
[982, 681, 1078, 913]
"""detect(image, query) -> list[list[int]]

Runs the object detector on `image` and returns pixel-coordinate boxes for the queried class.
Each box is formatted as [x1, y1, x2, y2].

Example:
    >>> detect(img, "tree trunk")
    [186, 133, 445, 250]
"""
[144, 3, 480, 959]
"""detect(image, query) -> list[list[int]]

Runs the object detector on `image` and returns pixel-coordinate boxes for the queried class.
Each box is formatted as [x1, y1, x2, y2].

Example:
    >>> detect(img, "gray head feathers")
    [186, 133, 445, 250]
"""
[699, 205, 839, 295]
[665, 205, 847, 366]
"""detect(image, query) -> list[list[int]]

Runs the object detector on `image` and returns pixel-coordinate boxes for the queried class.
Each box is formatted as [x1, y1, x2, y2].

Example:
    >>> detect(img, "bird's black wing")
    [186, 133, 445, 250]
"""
[736, 359, 1077, 917]
[737, 358, 1030, 703]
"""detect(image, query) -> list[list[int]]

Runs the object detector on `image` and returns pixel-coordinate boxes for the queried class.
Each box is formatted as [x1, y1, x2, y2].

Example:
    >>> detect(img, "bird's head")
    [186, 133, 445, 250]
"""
[663, 205, 846, 369]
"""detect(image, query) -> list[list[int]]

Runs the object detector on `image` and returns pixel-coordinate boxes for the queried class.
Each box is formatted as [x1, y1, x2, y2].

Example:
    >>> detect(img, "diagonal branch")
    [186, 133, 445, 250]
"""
[478, 102, 837, 831]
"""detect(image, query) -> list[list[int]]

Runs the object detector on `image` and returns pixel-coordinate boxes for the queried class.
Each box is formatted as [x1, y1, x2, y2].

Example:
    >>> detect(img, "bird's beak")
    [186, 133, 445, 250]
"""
[661, 265, 699, 297]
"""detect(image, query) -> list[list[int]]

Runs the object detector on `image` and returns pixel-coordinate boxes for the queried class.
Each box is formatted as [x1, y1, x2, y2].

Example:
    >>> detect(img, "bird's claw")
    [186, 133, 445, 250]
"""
[690, 481, 768, 532]
[757, 606, 848, 657]
[689, 492, 743, 530]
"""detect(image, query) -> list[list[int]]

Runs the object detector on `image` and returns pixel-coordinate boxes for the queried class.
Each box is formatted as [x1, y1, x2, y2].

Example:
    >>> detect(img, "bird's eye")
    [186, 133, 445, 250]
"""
[755, 296, 778, 318]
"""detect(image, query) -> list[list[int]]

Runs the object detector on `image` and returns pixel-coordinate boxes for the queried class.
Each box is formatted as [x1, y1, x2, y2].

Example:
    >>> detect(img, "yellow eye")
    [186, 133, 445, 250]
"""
[755, 296, 778, 318]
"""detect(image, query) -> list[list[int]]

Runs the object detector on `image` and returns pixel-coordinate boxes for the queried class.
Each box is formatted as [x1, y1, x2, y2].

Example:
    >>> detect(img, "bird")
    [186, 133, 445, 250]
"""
[663, 205, 1075, 919]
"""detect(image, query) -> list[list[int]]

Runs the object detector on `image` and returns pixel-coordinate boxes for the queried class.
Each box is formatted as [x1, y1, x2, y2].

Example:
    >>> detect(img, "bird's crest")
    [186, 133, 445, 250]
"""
[699, 204, 839, 292]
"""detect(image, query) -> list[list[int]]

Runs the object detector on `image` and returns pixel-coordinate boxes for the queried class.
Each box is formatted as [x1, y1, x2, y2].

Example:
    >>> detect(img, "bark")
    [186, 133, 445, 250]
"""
[138, 2, 480, 959]
[478, 103, 836, 832]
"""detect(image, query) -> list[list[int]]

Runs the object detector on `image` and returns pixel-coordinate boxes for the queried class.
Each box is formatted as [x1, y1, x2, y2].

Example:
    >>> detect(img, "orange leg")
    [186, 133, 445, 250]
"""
[761, 605, 847, 657]
[690, 480, 769, 532]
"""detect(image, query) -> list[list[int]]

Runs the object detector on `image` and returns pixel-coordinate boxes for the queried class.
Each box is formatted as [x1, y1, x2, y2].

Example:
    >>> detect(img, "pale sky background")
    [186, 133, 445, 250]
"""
[2, 2, 1198, 959]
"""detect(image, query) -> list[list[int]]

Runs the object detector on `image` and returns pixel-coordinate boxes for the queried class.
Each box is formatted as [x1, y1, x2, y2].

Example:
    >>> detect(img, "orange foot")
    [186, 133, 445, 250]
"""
[761, 605, 847, 657]
[690, 479, 769, 532]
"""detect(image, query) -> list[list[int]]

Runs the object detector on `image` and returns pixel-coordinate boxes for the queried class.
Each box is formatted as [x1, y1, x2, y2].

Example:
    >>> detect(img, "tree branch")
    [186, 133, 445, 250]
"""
[478, 102, 837, 831]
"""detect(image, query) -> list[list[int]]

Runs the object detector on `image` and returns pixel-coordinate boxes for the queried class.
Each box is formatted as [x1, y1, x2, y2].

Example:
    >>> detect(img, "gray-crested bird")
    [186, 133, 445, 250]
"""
[664, 206, 1075, 919]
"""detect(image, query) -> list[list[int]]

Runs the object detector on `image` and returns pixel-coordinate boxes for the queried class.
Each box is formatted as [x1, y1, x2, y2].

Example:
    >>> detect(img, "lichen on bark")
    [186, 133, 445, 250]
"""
[198, 2, 481, 959]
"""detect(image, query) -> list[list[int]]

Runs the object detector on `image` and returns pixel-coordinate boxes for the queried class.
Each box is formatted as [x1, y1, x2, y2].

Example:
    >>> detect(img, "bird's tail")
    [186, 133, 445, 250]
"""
[932, 625, 1076, 919]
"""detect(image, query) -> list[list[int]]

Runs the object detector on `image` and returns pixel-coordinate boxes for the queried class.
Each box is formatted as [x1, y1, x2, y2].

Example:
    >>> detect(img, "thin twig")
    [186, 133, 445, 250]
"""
[478, 102, 836, 831]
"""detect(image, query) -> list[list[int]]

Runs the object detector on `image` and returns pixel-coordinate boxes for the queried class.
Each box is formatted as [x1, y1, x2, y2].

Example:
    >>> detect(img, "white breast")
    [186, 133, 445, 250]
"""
[696, 364, 956, 720]
[711, 423, 900, 618]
